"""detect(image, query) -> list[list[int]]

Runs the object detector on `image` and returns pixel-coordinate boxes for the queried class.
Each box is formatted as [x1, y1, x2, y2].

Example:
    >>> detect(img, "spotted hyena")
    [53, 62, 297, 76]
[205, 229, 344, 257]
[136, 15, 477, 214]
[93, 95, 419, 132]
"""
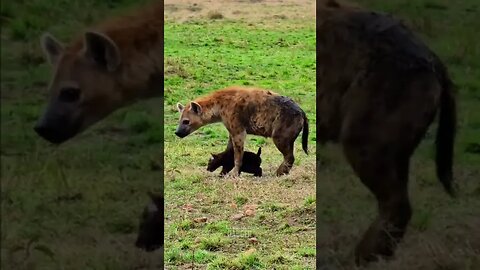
[317, 0, 457, 265]
[35, 2, 163, 144]
[176, 86, 309, 176]
[135, 192, 163, 252]
[207, 147, 262, 177]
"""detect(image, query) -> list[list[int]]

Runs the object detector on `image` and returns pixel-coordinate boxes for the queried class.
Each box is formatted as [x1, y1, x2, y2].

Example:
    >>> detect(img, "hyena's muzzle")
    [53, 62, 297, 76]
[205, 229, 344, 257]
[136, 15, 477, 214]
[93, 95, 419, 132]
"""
[34, 100, 83, 144]
[174, 123, 192, 138]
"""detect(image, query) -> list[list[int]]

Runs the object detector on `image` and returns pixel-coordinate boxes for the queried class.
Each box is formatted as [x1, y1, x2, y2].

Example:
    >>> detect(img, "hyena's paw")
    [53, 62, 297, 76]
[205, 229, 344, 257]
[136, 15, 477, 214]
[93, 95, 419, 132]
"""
[275, 164, 291, 176]
[225, 169, 241, 179]
[218, 171, 228, 178]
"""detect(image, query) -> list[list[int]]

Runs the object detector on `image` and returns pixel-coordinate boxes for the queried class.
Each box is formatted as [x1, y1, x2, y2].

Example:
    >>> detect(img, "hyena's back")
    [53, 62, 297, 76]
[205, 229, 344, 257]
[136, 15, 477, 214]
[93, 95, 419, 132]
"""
[200, 87, 306, 137]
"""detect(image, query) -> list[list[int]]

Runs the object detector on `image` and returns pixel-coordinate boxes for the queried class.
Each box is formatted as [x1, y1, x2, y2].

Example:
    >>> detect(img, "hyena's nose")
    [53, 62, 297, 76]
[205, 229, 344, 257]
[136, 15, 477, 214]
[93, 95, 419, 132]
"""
[175, 130, 187, 138]
[34, 123, 49, 136]
[34, 123, 64, 144]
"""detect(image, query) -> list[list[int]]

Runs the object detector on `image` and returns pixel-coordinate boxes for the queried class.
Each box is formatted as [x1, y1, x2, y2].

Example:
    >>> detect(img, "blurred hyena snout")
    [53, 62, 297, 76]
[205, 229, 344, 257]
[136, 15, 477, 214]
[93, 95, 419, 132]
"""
[175, 126, 189, 138]
[34, 120, 68, 144]
[34, 104, 82, 144]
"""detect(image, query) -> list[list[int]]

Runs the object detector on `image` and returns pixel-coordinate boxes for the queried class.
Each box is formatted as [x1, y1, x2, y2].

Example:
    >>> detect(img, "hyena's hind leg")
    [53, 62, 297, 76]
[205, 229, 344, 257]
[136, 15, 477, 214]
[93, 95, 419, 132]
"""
[272, 117, 303, 176]
[343, 142, 412, 265]
[272, 137, 295, 176]
[272, 130, 300, 176]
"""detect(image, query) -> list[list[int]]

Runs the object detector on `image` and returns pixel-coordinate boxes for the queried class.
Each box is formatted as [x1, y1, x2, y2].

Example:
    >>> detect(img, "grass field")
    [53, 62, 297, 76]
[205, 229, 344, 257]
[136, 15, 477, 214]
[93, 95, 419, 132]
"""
[317, 0, 480, 269]
[1, 0, 479, 270]
[163, 0, 316, 269]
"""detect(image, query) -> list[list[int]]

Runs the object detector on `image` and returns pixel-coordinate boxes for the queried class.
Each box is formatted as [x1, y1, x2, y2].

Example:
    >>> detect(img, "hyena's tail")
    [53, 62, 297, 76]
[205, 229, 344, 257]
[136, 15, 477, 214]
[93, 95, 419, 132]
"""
[257, 147, 262, 156]
[435, 64, 457, 197]
[302, 113, 309, 154]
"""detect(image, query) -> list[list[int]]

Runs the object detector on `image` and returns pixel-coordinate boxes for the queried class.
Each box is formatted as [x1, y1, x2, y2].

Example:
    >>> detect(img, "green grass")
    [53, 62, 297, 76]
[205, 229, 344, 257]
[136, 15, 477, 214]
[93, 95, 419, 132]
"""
[163, 9, 316, 269]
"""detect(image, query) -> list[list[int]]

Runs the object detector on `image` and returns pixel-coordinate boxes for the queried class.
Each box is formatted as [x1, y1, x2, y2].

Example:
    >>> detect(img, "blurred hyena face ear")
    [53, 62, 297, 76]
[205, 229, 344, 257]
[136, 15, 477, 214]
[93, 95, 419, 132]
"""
[177, 103, 185, 113]
[84, 31, 121, 72]
[190, 102, 202, 115]
[40, 33, 64, 65]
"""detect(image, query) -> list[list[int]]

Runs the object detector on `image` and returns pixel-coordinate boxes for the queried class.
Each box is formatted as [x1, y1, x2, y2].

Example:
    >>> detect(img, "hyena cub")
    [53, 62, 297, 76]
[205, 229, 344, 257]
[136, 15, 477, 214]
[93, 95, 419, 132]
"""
[135, 192, 163, 252]
[208, 147, 262, 177]
[176, 86, 308, 176]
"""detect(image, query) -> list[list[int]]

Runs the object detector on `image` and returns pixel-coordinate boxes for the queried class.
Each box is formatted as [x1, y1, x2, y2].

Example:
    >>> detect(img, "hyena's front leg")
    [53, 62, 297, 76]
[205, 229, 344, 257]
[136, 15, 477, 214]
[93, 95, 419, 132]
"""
[226, 134, 234, 151]
[230, 131, 246, 176]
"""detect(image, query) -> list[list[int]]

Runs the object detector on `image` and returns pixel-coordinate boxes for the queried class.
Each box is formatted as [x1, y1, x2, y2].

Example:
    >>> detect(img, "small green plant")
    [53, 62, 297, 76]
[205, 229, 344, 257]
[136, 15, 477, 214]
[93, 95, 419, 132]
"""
[206, 221, 231, 234]
[234, 196, 248, 206]
[199, 234, 230, 251]
[297, 247, 315, 257]
[304, 195, 315, 206]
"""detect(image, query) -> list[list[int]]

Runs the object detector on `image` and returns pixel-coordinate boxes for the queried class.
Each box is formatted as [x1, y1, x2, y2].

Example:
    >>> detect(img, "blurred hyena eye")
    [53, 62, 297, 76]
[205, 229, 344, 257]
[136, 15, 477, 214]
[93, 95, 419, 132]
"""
[182, 119, 190, 125]
[59, 87, 80, 103]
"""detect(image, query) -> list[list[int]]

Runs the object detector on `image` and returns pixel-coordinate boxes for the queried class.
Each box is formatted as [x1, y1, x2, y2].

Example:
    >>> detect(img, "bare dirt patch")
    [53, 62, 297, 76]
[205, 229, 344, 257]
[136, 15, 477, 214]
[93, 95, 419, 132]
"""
[164, 0, 315, 22]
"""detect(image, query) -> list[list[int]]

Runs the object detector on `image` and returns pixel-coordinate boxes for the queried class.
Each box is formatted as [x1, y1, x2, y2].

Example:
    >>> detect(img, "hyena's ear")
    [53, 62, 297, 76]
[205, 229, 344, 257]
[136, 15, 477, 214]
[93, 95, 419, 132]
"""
[40, 33, 64, 66]
[257, 147, 262, 156]
[190, 102, 202, 115]
[176, 103, 185, 113]
[84, 31, 121, 72]
[147, 191, 163, 209]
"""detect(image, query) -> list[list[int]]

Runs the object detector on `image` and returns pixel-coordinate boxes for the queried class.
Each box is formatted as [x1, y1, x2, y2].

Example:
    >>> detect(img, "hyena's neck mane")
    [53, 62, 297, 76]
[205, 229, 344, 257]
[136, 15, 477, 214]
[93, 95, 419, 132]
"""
[195, 99, 222, 124]
[68, 2, 163, 100]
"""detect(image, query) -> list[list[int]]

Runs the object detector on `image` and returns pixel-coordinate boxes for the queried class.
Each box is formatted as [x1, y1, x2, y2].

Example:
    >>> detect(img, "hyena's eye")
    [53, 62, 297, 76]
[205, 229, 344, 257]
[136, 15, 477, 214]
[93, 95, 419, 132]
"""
[59, 87, 80, 103]
[182, 119, 190, 125]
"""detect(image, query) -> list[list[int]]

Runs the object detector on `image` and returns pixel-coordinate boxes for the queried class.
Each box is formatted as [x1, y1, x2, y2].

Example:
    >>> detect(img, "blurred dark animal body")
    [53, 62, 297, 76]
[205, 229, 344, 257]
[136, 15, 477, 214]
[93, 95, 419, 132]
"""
[317, 0, 456, 265]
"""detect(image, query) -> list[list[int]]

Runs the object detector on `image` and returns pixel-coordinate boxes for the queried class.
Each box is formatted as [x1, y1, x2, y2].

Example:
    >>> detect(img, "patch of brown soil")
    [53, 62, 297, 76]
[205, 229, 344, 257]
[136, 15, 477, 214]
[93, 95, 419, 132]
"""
[164, 0, 316, 22]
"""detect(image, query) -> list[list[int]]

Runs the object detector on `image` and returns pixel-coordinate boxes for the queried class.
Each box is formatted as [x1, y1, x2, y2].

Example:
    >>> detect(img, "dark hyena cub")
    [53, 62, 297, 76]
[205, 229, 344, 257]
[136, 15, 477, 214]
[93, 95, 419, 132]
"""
[175, 86, 309, 176]
[208, 147, 263, 177]
[136, 192, 163, 252]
